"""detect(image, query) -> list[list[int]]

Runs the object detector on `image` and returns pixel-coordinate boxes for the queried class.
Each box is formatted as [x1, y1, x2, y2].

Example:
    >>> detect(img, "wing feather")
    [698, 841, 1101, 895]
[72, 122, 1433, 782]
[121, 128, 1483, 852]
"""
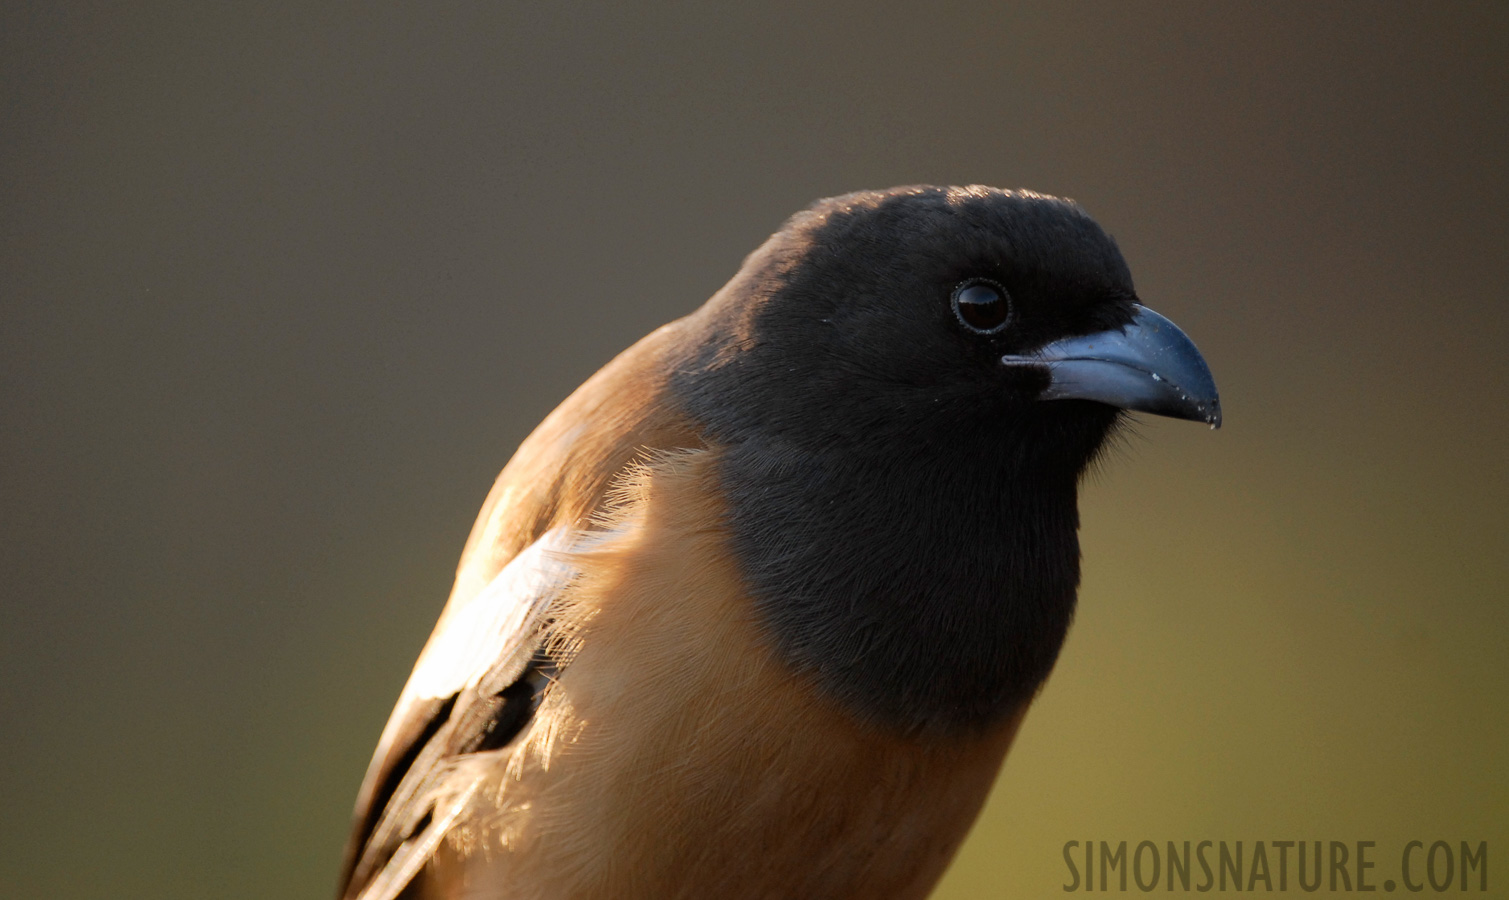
[336, 318, 700, 899]
[338, 527, 577, 899]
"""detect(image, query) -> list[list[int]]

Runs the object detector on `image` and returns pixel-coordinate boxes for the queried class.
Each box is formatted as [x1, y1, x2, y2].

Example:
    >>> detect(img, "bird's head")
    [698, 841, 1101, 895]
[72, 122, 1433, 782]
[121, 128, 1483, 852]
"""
[673, 185, 1220, 732]
[682, 185, 1217, 473]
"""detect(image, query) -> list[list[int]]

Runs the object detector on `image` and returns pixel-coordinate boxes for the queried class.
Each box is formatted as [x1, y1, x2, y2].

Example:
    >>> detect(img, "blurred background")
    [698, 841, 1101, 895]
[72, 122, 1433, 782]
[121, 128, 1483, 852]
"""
[4, 3, 1505, 898]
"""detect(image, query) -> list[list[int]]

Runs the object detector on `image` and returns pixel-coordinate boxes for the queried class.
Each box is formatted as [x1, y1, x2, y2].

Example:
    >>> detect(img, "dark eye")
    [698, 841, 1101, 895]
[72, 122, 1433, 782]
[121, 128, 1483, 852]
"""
[951, 278, 1012, 334]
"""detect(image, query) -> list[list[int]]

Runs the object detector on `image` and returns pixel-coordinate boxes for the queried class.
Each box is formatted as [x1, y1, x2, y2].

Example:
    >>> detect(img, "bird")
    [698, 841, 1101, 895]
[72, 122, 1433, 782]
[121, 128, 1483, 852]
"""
[336, 184, 1221, 900]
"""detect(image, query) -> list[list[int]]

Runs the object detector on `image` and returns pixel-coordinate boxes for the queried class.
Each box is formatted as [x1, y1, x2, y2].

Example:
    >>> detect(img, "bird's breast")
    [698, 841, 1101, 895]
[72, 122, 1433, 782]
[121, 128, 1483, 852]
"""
[418, 448, 1023, 900]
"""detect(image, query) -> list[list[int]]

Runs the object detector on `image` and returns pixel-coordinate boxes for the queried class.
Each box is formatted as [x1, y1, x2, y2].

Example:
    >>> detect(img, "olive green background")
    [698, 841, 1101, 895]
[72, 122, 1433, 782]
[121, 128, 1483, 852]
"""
[3, 3, 1504, 898]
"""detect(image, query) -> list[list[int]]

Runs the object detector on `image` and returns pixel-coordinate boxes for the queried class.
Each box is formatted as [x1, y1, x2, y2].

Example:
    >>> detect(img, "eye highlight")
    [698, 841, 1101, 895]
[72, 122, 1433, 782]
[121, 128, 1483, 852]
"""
[951, 278, 1012, 334]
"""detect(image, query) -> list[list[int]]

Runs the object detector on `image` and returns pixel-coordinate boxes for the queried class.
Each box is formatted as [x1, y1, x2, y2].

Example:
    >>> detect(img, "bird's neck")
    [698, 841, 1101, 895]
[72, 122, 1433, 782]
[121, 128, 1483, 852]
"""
[715, 426, 1087, 736]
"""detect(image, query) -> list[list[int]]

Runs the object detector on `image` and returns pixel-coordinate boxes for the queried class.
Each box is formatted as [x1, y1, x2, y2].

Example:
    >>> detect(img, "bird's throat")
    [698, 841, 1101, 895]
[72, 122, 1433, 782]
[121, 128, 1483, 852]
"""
[714, 416, 1101, 735]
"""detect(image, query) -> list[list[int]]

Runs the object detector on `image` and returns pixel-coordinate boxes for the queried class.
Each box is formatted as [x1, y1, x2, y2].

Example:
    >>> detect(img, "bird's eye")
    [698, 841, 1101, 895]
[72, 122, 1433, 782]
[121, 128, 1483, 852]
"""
[951, 279, 1012, 334]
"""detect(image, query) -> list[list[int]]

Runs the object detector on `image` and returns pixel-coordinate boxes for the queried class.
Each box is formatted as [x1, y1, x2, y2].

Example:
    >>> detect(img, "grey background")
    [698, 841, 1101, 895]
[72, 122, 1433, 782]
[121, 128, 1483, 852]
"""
[4, 3, 1505, 898]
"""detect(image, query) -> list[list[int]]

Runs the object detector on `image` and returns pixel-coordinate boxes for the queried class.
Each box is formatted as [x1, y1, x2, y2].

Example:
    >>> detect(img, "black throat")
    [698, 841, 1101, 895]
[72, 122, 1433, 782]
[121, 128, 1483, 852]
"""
[700, 397, 1115, 736]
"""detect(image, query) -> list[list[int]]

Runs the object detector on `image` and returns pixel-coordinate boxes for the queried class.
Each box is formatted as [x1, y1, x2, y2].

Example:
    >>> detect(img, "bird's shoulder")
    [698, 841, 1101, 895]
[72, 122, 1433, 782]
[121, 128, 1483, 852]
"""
[451, 317, 706, 609]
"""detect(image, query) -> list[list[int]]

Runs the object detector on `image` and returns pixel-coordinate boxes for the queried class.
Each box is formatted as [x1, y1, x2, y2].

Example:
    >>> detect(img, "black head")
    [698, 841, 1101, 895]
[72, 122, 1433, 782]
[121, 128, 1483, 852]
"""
[672, 185, 1216, 734]
[682, 186, 1140, 459]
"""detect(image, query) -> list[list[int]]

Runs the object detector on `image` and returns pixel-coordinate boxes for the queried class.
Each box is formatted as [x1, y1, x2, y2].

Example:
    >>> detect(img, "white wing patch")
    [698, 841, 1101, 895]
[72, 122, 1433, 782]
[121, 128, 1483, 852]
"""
[345, 526, 583, 900]
[403, 525, 579, 703]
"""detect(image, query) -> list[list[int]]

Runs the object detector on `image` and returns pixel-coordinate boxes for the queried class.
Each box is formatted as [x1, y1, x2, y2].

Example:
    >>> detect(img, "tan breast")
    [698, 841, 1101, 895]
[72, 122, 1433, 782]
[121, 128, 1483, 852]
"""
[417, 448, 1025, 900]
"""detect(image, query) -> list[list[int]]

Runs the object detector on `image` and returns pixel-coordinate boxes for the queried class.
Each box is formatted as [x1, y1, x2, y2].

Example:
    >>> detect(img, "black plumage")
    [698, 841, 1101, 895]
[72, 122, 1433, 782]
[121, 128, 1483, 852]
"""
[677, 187, 1146, 732]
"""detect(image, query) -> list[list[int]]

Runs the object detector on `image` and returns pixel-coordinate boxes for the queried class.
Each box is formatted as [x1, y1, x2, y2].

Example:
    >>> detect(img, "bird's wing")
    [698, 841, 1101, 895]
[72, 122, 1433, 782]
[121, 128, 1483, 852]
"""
[336, 319, 698, 900]
[337, 526, 579, 900]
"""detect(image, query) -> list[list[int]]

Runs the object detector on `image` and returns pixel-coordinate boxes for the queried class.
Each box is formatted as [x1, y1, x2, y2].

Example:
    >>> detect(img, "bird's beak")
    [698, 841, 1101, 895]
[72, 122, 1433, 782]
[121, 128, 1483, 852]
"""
[1001, 305, 1222, 427]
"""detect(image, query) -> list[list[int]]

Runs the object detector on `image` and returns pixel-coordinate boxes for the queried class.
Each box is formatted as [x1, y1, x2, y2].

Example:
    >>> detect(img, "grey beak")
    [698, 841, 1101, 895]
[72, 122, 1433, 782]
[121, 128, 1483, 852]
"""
[1002, 305, 1222, 427]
